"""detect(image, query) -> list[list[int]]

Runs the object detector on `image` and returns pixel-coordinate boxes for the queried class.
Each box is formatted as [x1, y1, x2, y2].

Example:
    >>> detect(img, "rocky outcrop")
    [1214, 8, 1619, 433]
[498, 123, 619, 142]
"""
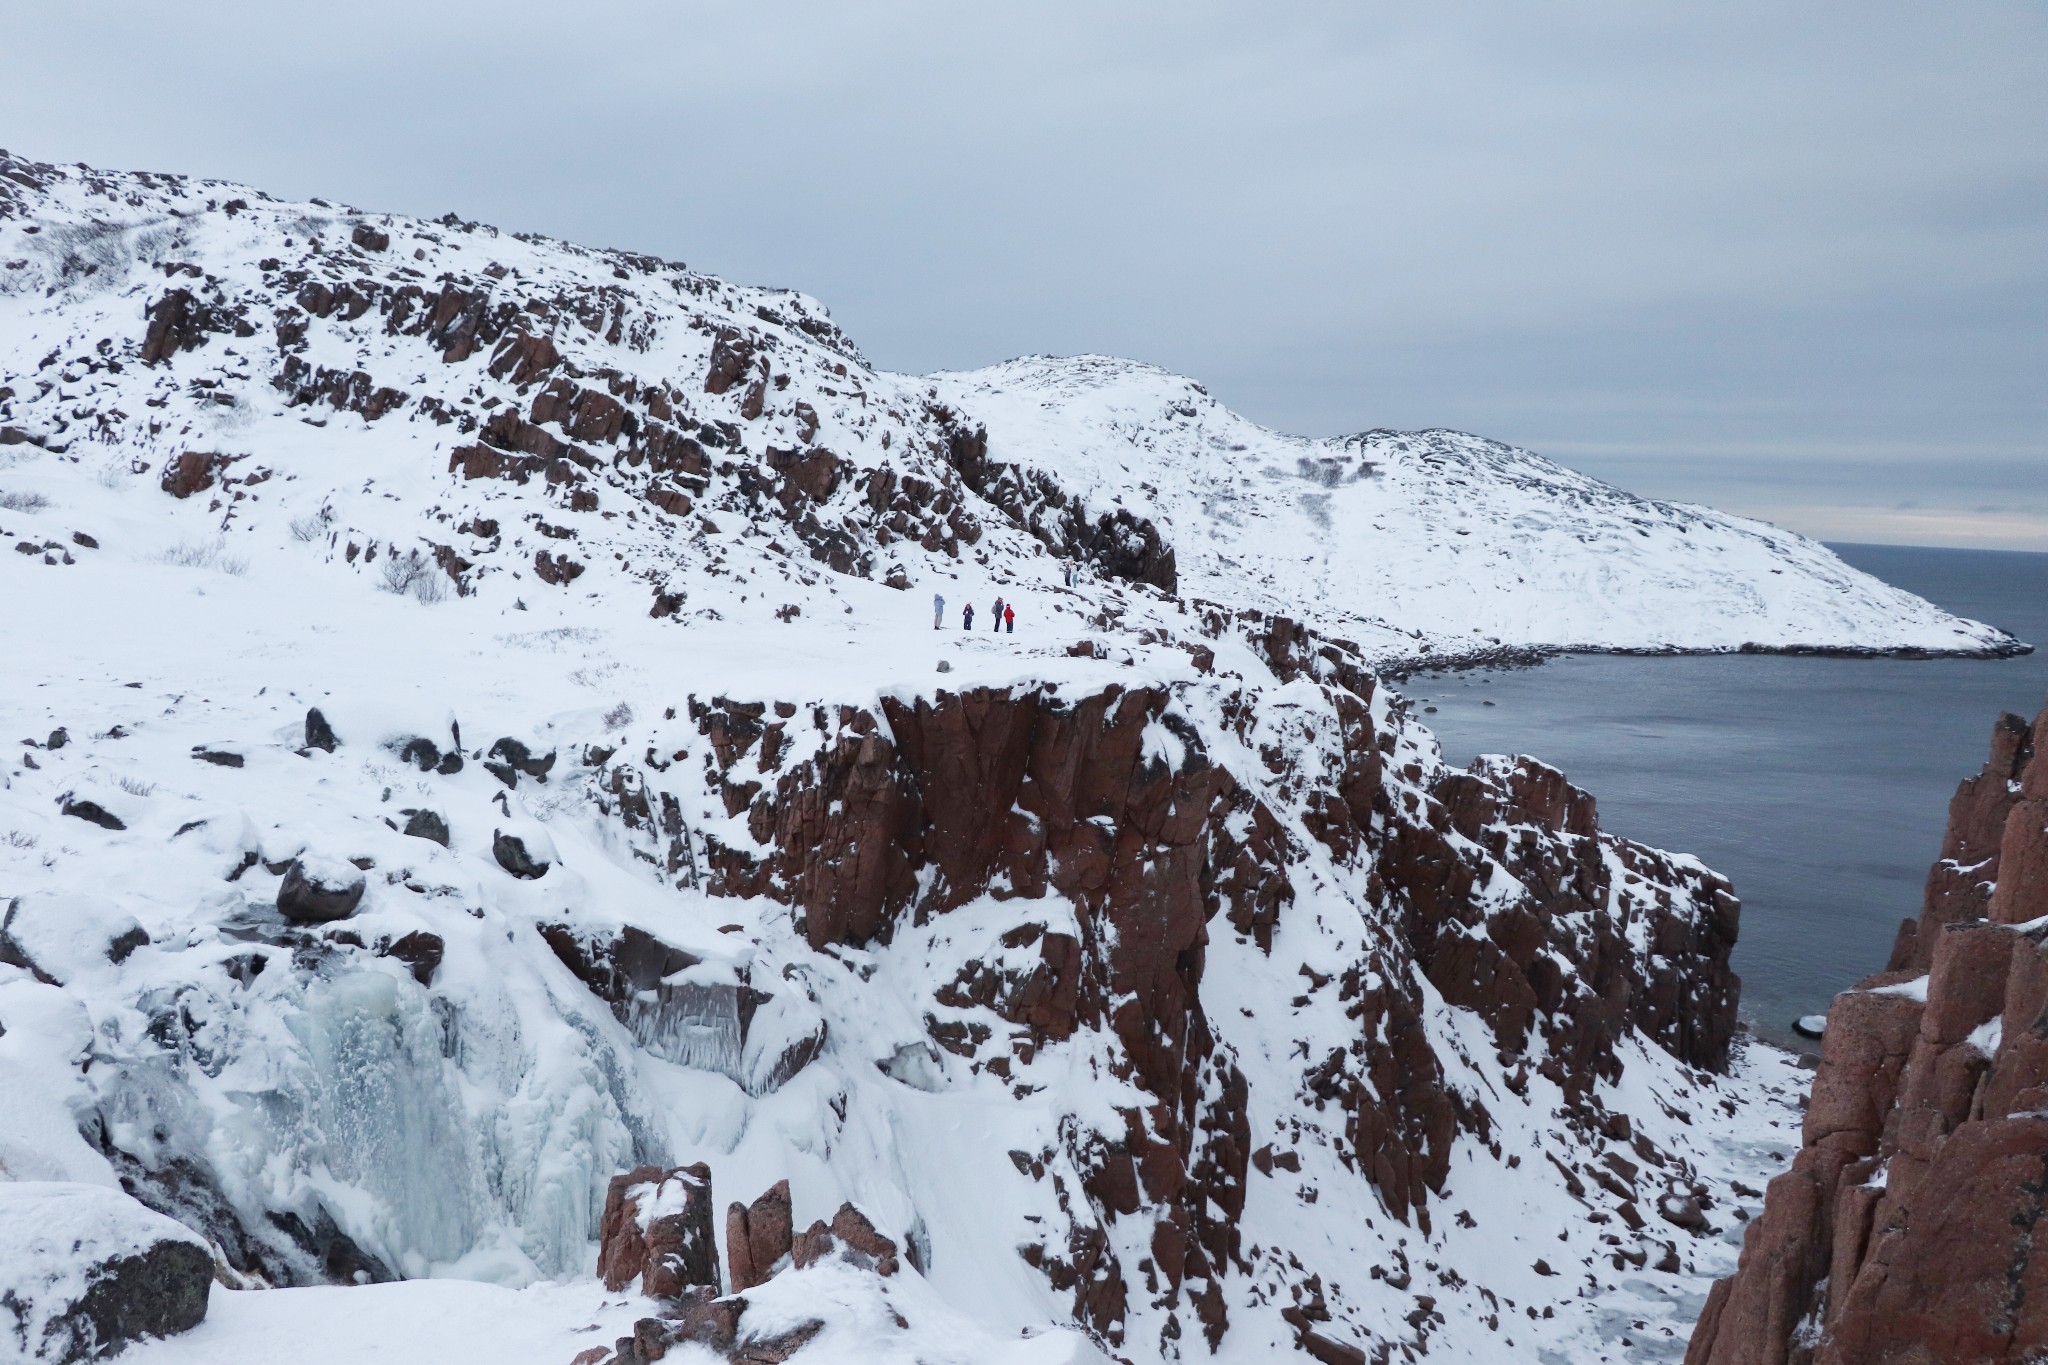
[539, 923, 824, 1095]
[671, 674, 1742, 1351]
[791, 1203, 901, 1277]
[936, 410, 1179, 592]
[591, 1172, 910, 1365]
[1688, 699, 2048, 1365]
[724, 1180, 793, 1292]
[598, 1164, 721, 1300]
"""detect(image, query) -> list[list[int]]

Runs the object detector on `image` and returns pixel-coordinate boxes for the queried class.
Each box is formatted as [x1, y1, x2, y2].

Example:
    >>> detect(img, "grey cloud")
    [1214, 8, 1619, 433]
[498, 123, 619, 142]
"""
[3, 0, 2043, 546]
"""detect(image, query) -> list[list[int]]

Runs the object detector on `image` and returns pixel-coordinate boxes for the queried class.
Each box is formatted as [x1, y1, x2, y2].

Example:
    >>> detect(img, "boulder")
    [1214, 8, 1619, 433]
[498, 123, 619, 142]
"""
[379, 930, 444, 985]
[276, 858, 366, 923]
[304, 707, 339, 752]
[400, 808, 450, 846]
[158, 451, 233, 499]
[0, 893, 149, 985]
[486, 737, 557, 785]
[59, 797, 125, 831]
[492, 830, 551, 879]
[0, 1183, 211, 1364]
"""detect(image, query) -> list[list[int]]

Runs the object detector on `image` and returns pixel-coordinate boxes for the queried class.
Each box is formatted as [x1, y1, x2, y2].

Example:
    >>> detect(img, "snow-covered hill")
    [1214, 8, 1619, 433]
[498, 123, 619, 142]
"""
[932, 355, 2021, 665]
[0, 148, 1817, 1365]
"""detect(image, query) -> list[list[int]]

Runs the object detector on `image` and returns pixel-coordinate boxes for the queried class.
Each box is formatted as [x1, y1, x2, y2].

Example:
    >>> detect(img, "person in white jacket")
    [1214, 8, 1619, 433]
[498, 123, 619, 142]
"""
[933, 593, 945, 630]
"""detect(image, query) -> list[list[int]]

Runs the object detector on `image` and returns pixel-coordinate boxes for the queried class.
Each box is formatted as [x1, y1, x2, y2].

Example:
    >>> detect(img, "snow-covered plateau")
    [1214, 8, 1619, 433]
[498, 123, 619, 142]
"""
[0, 148, 1833, 1364]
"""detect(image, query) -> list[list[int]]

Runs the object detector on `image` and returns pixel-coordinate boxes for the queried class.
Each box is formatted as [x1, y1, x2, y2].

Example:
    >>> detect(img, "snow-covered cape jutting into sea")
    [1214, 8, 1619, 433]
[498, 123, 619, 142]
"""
[0, 146, 1929, 1365]
[933, 355, 2022, 669]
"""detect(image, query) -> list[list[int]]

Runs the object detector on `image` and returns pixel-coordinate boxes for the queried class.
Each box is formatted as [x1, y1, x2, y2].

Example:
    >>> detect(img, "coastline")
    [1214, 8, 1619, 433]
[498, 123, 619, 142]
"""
[1384, 633, 2034, 682]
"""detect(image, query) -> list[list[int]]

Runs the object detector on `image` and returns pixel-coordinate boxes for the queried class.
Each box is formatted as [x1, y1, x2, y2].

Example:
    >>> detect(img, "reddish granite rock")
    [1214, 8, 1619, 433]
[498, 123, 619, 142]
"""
[598, 1164, 667, 1291]
[725, 1181, 793, 1293]
[1689, 699, 2048, 1365]
[1920, 921, 2019, 1043]
[1991, 800, 2048, 925]
[1890, 710, 2035, 972]
[159, 450, 234, 499]
[1819, 1115, 2048, 1363]
[598, 1164, 719, 1299]
[786, 1202, 899, 1277]
[829, 1204, 900, 1275]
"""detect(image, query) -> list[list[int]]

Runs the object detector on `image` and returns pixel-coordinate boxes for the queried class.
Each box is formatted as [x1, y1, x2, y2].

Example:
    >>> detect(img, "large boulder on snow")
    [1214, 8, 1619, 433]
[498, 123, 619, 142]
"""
[0, 1182, 211, 1362]
[492, 826, 554, 879]
[275, 856, 366, 923]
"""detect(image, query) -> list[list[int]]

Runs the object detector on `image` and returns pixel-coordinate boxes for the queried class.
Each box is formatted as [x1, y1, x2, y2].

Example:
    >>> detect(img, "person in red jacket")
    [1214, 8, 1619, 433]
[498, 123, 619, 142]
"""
[1004, 603, 1015, 634]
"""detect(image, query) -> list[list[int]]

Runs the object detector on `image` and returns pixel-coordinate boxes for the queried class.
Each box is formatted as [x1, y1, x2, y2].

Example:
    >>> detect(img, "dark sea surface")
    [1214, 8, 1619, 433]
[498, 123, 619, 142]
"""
[1409, 544, 2048, 1053]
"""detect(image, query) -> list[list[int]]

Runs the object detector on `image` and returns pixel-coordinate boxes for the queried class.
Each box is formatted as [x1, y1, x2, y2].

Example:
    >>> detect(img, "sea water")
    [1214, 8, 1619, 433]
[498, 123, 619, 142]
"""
[1411, 544, 2048, 1052]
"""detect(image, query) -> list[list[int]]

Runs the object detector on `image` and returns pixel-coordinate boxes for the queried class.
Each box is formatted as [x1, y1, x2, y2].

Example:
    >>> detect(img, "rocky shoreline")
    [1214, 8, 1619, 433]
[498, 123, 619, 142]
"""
[1384, 635, 2034, 682]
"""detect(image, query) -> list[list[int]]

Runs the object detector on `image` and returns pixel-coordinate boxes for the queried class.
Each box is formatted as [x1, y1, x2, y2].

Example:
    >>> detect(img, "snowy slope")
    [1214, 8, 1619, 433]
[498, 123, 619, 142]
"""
[0, 148, 1813, 1365]
[930, 355, 2020, 663]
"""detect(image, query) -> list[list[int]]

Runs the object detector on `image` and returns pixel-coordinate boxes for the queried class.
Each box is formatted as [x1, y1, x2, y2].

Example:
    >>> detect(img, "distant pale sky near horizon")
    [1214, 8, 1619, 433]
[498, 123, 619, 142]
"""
[4, 2, 2043, 548]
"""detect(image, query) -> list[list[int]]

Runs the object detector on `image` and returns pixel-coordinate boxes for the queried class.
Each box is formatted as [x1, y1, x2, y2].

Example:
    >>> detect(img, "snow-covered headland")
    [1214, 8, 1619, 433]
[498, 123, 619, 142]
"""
[931, 355, 2025, 673]
[0, 147, 1863, 1364]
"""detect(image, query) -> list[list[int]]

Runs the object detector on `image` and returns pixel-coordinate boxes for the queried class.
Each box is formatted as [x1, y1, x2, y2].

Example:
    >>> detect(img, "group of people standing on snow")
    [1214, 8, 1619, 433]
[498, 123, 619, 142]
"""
[933, 592, 1016, 633]
[930, 560, 1081, 634]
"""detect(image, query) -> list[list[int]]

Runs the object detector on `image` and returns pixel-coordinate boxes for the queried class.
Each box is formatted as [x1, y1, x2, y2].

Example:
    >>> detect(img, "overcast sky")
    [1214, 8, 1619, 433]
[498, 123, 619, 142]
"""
[6, 1, 2043, 548]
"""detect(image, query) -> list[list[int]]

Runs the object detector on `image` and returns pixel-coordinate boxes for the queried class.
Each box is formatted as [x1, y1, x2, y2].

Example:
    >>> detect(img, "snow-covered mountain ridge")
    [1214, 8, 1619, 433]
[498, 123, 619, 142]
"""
[0, 148, 1811, 1365]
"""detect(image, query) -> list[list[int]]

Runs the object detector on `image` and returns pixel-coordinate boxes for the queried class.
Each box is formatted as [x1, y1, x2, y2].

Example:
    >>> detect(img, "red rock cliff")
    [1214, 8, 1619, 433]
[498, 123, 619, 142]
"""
[1687, 698, 2048, 1365]
[627, 672, 1743, 1354]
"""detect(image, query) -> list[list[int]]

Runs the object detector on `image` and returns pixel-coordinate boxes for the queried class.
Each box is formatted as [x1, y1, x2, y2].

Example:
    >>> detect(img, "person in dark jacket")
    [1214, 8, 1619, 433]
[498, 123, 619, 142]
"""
[990, 595, 1004, 631]
[962, 602, 975, 630]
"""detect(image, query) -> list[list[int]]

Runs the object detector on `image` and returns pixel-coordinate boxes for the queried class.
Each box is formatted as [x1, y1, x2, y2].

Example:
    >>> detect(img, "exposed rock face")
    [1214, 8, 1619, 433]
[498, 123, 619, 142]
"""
[539, 923, 824, 1095]
[158, 450, 234, 499]
[790, 1203, 901, 1277]
[674, 674, 1742, 1349]
[0, 147, 1786, 1361]
[1688, 700, 2048, 1365]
